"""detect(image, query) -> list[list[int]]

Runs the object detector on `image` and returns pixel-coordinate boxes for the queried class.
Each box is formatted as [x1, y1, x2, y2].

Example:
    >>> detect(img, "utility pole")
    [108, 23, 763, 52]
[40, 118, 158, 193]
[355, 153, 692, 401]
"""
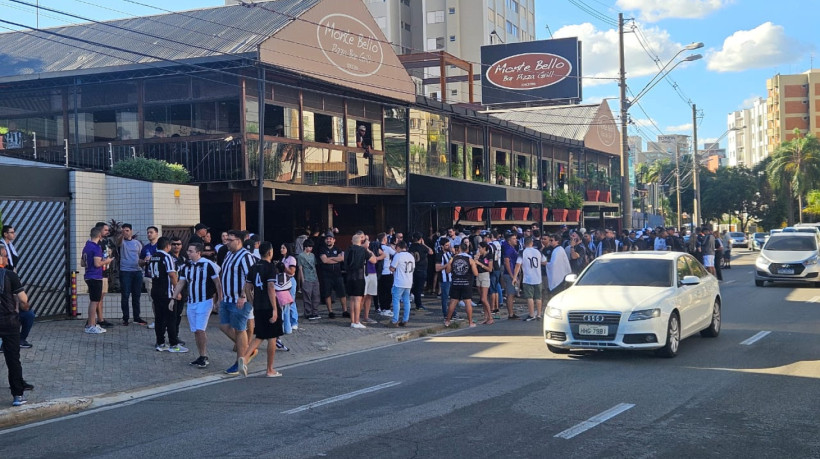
[675, 147, 681, 230]
[691, 103, 700, 226]
[619, 13, 632, 230]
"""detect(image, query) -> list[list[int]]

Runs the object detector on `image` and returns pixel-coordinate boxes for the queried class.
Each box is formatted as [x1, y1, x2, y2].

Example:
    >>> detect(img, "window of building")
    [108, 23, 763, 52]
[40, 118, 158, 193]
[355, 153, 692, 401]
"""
[506, 21, 518, 37]
[145, 77, 190, 102]
[506, 0, 519, 13]
[427, 10, 445, 24]
[401, 0, 409, 5]
[449, 35, 456, 42]
[144, 104, 191, 138]
[303, 111, 344, 145]
[402, 21, 411, 31]
[449, 7, 456, 14]
[451, 89, 458, 96]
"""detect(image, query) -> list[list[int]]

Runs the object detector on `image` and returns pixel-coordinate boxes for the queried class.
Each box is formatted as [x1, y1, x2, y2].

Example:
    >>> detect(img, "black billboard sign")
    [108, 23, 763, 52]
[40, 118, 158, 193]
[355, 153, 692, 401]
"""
[481, 37, 582, 105]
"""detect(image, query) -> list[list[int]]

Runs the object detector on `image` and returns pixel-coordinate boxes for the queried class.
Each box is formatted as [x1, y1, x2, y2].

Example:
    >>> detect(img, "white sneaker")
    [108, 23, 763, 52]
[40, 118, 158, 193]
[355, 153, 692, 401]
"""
[380, 310, 394, 317]
[155, 343, 170, 352]
[84, 325, 105, 334]
[292, 325, 298, 331]
[148, 322, 155, 329]
[168, 344, 189, 353]
[350, 322, 366, 329]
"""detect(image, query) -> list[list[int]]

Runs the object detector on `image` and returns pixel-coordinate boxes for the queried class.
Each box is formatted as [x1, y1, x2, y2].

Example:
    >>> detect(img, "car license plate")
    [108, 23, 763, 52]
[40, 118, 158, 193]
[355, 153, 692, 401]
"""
[778, 268, 794, 275]
[579, 324, 608, 336]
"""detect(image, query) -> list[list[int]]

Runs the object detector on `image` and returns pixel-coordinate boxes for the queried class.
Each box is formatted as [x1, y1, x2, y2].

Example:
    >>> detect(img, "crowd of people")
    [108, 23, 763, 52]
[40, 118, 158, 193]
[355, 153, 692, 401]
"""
[0, 218, 735, 406]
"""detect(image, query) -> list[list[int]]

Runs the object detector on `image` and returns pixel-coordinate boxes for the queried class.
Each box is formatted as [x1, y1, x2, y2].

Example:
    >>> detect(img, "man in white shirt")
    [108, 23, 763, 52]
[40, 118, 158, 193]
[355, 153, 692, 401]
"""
[513, 237, 547, 321]
[546, 233, 572, 309]
[388, 241, 415, 327]
[378, 232, 397, 317]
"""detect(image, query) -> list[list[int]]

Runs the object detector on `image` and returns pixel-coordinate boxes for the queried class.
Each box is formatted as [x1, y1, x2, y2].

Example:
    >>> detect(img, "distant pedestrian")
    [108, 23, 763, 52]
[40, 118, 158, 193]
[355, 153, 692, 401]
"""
[388, 241, 414, 327]
[149, 237, 186, 353]
[93, 222, 114, 329]
[219, 230, 255, 376]
[318, 232, 347, 318]
[408, 232, 433, 311]
[239, 242, 283, 378]
[444, 241, 478, 327]
[138, 226, 159, 327]
[513, 237, 546, 321]
[117, 223, 144, 326]
[278, 243, 298, 332]
[297, 239, 321, 320]
[173, 243, 223, 368]
[82, 226, 113, 334]
[0, 245, 34, 407]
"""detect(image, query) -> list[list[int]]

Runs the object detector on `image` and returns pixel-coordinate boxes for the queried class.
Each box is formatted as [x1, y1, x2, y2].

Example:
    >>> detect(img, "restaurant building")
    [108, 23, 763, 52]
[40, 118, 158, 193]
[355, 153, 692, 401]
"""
[0, 0, 622, 247]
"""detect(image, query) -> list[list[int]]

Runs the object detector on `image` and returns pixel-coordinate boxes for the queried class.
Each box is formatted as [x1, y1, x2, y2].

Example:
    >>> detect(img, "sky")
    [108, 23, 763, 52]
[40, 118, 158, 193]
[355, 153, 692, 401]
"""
[2, 0, 818, 150]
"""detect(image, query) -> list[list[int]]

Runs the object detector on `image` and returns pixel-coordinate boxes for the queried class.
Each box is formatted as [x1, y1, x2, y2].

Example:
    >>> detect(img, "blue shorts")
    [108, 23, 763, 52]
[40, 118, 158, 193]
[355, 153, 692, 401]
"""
[219, 300, 251, 331]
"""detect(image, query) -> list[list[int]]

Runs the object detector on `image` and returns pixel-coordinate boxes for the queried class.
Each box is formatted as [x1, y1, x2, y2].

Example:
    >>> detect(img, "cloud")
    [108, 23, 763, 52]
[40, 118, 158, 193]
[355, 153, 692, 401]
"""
[739, 95, 764, 109]
[632, 118, 658, 129]
[707, 22, 813, 72]
[665, 123, 693, 132]
[553, 22, 694, 88]
[584, 95, 619, 105]
[616, 0, 733, 22]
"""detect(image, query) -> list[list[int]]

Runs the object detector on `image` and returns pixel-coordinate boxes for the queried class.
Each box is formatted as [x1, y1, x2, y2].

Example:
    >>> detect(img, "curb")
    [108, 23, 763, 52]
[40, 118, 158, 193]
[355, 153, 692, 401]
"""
[0, 397, 92, 429]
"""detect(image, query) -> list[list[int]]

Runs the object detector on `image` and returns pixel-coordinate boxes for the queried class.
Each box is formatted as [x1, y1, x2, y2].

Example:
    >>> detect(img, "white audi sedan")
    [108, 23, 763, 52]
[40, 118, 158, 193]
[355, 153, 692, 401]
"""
[543, 252, 721, 358]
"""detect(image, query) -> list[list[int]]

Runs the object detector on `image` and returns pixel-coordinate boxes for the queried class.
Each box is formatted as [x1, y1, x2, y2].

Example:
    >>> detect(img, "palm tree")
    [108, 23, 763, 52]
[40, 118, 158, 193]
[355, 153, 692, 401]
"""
[767, 128, 820, 224]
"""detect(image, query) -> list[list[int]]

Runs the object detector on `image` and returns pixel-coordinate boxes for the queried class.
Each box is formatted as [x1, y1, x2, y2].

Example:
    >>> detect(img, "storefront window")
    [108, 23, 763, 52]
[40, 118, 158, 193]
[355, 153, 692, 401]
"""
[383, 107, 407, 187]
[408, 109, 447, 176]
[304, 111, 343, 144]
[145, 104, 192, 137]
[468, 146, 485, 182]
[263, 104, 299, 139]
[492, 149, 510, 185]
[450, 143, 464, 179]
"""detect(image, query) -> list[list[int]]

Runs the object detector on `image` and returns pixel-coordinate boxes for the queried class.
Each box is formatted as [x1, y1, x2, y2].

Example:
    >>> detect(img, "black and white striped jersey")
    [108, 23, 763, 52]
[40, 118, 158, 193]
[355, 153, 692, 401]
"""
[220, 248, 254, 302]
[149, 250, 177, 299]
[179, 258, 220, 303]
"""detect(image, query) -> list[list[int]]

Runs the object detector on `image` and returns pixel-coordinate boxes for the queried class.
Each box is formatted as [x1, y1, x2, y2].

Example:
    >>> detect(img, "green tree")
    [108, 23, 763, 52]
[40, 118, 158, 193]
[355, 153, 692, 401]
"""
[766, 128, 820, 224]
[752, 157, 788, 230]
[700, 165, 758, 231]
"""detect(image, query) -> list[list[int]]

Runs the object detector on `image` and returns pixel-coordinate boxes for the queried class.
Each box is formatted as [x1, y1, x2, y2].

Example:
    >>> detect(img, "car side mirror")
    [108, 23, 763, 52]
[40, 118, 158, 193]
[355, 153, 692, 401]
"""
[565, 274, 578, 283]
[680, 275, 700, 286]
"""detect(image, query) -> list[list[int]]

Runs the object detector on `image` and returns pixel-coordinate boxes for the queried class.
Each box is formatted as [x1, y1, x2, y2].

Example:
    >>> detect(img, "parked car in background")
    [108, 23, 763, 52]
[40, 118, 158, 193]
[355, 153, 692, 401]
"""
[543, 252, 721, 358]
[755, 233, 820, 287]
[752, 232, 767, 251]
[728, 232, 750, 249]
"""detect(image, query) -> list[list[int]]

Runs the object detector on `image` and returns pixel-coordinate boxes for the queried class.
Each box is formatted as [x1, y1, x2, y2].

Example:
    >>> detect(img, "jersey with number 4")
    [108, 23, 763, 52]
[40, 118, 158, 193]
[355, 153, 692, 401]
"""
[246, 259, 276, 311]
[516, 247, 546, 285]
[149, 250, 177, 299]
[390, 251, 416, 288]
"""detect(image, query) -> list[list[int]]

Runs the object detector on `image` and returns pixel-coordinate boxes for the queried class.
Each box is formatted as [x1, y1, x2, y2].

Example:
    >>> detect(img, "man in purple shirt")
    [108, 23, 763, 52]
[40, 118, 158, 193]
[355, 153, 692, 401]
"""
[500, 232, 520, 320]
[83, 227, 113, 334]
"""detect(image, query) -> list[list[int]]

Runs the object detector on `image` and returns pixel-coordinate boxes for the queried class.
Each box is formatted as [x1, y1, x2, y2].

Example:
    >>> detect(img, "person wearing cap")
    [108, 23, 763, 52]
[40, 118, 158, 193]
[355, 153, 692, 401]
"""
[318, 231, 348, 319]
[189, 223, 209, 246]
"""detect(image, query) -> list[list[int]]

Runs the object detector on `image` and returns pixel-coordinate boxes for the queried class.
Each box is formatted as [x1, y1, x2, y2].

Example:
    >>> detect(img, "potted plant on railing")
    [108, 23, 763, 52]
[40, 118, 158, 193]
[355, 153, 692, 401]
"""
[516, 167, 531, 188]
[586, 166, 601, 201]
[567, 190, 583, 222]
[551, 189, 570, 222]
[540, 190, 553, 222]
[495, 164, 510, 185]
[601, 175, 614, 203]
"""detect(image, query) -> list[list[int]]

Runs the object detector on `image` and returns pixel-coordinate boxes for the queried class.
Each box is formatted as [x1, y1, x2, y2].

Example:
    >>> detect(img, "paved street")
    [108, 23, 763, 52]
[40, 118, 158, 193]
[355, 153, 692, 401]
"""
[2, 251, 820, 458]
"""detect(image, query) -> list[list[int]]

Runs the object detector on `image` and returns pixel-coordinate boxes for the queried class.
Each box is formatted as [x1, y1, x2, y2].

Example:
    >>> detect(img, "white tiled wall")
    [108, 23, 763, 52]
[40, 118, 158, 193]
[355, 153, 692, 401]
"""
[70, 170, 200, 298]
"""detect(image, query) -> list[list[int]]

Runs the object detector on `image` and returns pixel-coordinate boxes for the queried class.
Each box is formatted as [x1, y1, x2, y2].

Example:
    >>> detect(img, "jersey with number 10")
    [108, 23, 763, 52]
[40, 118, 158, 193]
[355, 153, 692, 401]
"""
[517, 247, 546, 285]
[390, 251, 415, 288]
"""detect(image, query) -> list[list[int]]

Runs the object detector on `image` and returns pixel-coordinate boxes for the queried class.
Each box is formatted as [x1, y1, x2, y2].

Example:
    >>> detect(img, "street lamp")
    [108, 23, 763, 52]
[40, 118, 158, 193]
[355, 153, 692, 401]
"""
[618, 14, 703, 230]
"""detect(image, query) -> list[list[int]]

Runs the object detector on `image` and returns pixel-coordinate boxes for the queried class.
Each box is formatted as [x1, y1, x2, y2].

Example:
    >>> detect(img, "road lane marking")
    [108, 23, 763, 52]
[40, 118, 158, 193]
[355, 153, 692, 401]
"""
[740, 331, 771, 345]
[808, 296, 820, 303]
[722, 280, 735, 284]
[554, 403, 635, 439]
[282, 381, 401, 414]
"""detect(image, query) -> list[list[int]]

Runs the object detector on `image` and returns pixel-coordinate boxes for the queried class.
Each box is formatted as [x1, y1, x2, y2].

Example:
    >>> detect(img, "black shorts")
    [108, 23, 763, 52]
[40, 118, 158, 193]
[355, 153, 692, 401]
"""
[85, 279, 103, 302]
[254, 305, 283, 340]
[449, 284, 473, 301]
[321, 274, 346, 300]
[345, 278, 366, 297]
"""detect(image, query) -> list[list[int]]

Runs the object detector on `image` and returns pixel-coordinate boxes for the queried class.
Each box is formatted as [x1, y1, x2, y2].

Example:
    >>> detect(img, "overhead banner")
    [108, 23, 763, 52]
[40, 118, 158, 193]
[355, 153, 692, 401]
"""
[481, 37, 582, 105]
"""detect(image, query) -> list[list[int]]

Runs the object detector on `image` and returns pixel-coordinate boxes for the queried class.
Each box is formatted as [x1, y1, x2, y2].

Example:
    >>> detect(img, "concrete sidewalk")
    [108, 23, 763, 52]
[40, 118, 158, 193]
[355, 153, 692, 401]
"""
[0, 294, 530, 427]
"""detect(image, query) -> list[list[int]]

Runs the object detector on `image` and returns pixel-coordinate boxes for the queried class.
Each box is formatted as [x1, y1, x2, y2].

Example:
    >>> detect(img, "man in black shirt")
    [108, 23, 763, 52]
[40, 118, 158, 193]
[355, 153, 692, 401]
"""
[0, 245, 33, 406]
[189, 223, 208, 246]
[149, 237, 185, 353]
[318, 232, 347, 318]
[238, 242, 283, 378]
[408, 232, 433, 311]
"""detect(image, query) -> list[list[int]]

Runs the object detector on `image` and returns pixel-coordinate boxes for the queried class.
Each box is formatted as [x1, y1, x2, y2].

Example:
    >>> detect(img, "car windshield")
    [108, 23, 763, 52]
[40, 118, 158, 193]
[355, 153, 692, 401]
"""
[754, 233, 765, 238]
[576, 258, 673, 287]
[730, 232, 744, 237]
[764, 237, 817, 251]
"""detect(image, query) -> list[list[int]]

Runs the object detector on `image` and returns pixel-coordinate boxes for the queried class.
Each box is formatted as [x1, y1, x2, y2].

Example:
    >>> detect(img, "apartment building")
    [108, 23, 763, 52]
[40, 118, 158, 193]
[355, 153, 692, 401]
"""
[364, 0, 537, 103]
[727, 97, 767, 167]
[641, 134, 690, 165]
[766, 69, 820, 153]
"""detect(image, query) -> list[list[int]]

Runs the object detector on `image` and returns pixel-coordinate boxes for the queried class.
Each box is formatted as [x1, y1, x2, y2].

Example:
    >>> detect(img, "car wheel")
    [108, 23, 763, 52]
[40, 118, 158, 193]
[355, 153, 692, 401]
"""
[700, 300, 721, 337]
[547, 344, 570, 354]
[656, 312, 680, 358]
[755, 279, 764, 287]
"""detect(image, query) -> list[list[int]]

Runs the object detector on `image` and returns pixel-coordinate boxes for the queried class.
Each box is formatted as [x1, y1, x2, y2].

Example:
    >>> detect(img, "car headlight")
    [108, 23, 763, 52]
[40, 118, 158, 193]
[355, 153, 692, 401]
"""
[546, 306, 562, 319]
[628, 308, 661, 321]
[756, 255, 771, 267]
[804, 255, 818, 266]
